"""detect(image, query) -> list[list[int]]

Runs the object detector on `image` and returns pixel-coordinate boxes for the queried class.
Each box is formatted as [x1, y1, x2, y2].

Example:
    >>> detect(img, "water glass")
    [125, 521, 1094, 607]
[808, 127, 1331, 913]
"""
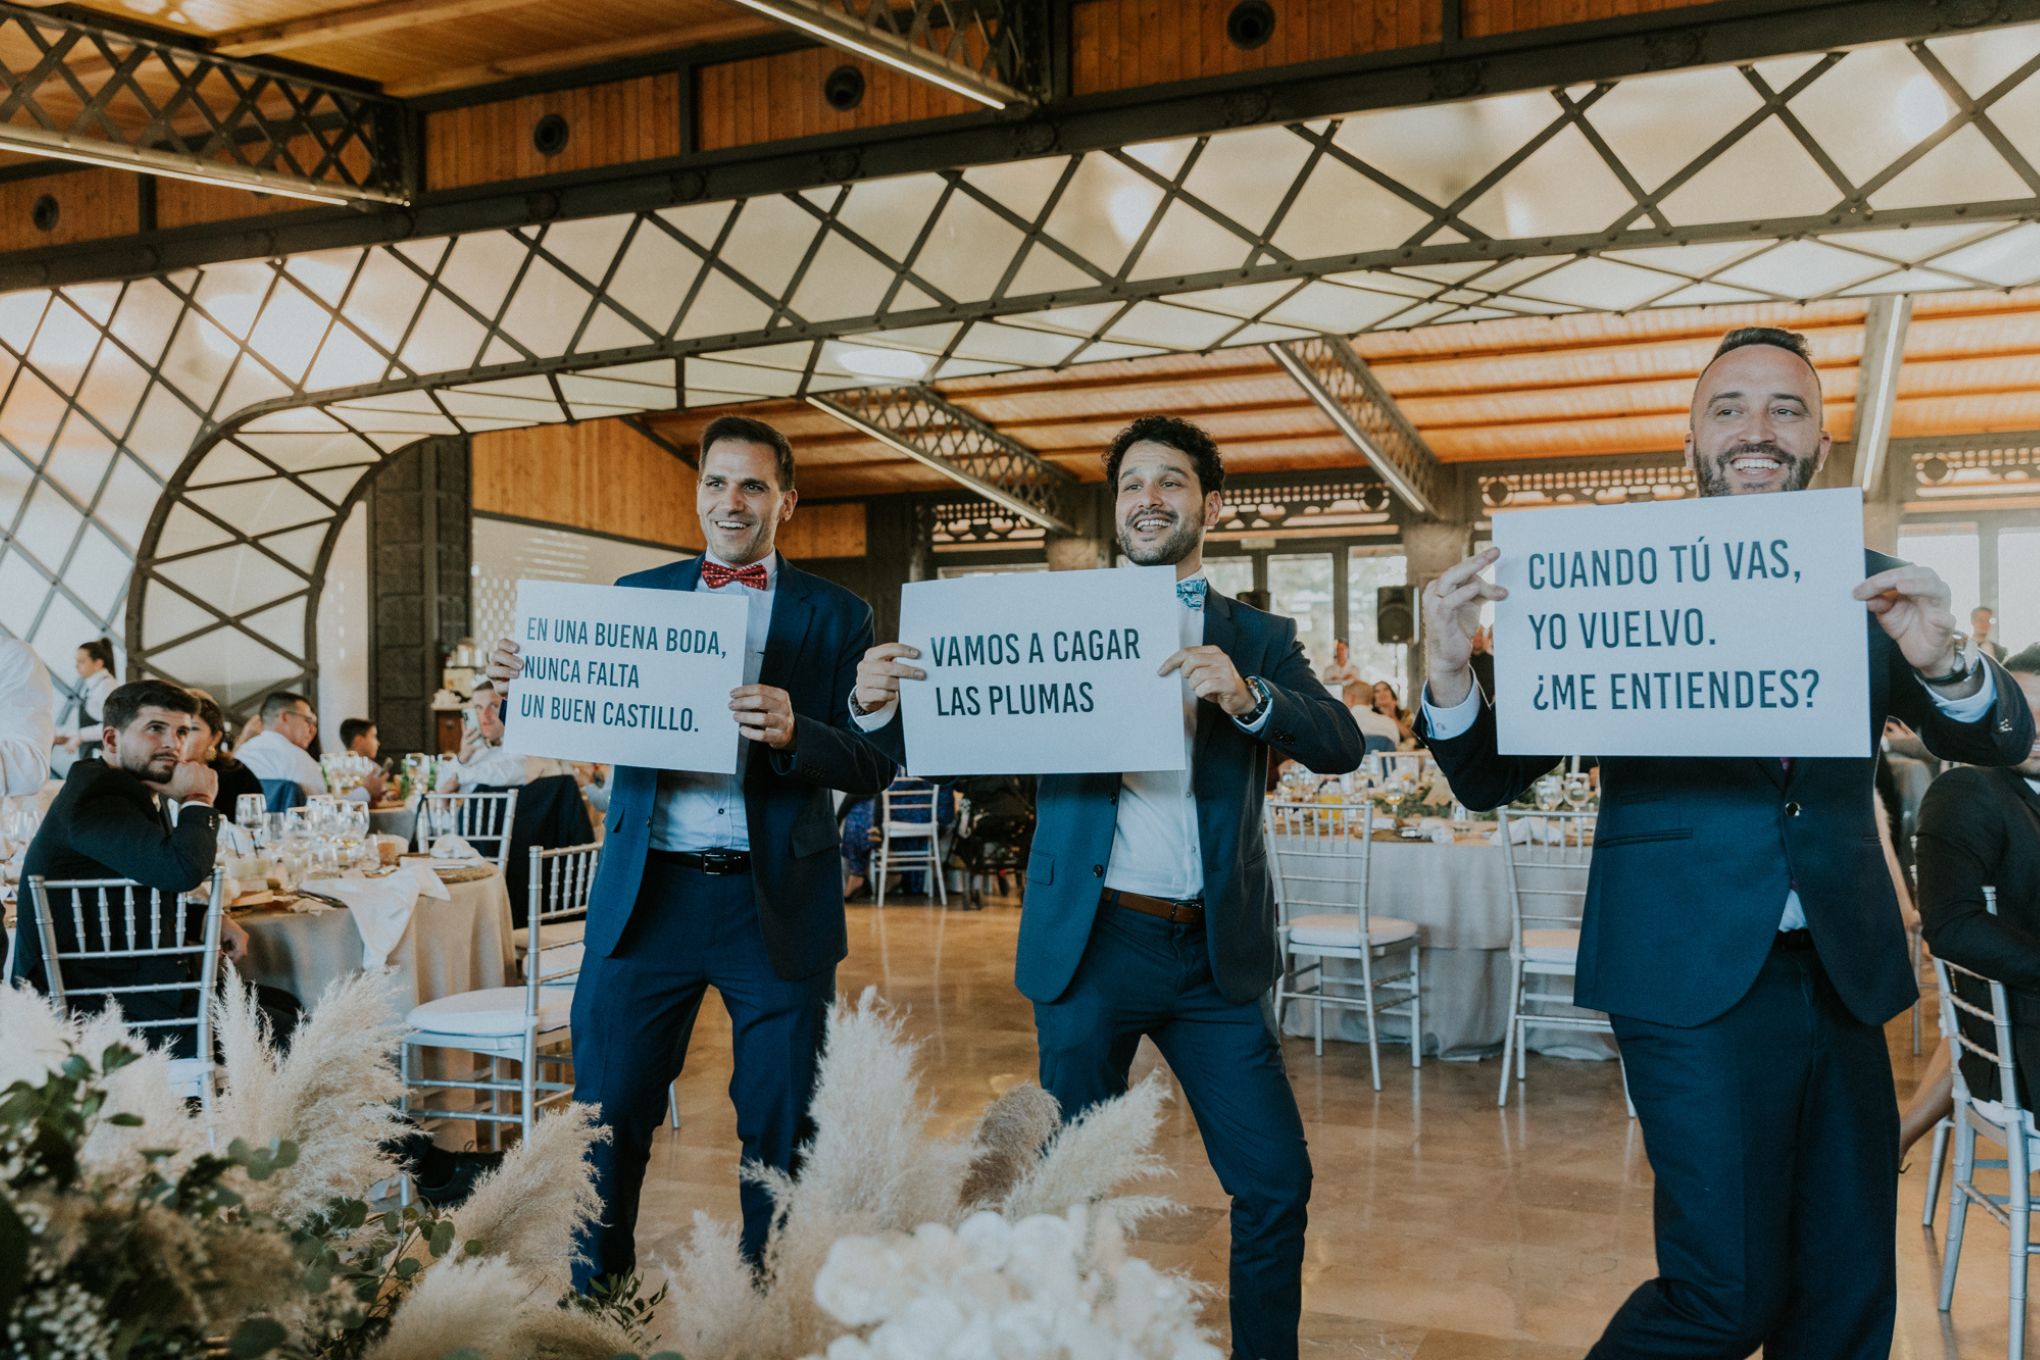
[1533, 774, 1564, 811]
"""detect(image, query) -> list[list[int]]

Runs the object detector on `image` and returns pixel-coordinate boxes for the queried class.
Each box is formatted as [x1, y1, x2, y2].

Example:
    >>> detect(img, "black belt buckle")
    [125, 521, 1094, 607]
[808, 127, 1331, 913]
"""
[699, 850, 749, 875]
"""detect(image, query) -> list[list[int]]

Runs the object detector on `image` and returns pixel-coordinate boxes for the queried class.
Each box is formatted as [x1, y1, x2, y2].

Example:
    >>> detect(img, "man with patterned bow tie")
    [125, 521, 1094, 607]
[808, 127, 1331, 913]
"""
[485, 413, 895, 1290]
[852, 416, 1363, 1360]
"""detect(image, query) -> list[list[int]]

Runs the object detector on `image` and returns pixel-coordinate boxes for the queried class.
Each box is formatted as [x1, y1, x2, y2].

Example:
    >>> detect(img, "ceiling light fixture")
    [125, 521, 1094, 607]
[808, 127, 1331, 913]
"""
[835, 345, 931, 380]
[0, 130, 403, 207]
[723, 0, 1018, 110]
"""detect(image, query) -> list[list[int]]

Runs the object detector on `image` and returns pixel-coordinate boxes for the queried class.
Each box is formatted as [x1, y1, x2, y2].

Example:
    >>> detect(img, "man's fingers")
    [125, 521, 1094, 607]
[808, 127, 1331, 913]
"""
[880, 661, 927, 681]
[871, 642, 921, 661]
[1158, 649, 1189, 676]
[1428, 547, 1501, 598]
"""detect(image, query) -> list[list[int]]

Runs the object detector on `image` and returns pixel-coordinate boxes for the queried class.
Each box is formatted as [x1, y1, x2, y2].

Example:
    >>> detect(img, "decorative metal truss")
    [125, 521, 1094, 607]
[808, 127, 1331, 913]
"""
[1268, 336, 1447, 519]
[1473, 456, 1699, 513]
[8, 22, 2040, 707]
[922, 495, 1049, 550]
[1211, 472, 1396, 540]
[0, 3, 406, 206]
[810, 384, 1073, 531]
[728, 0, 1036, 109]
[1906, 431, 2040, 504]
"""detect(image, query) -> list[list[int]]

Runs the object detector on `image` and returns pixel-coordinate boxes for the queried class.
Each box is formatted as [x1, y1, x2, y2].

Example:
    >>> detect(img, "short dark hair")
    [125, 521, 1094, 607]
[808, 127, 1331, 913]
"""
[1710, 326, 1816, 371]
[103, 679, 195, 734]
[2005, 644, 2040, 677]
[339, 718, 376, 748]
[78, 637, 115, 671]
[1103, 415, 1226, 498]
[260, 690, 309, 722]
[699, 414, 796, 491]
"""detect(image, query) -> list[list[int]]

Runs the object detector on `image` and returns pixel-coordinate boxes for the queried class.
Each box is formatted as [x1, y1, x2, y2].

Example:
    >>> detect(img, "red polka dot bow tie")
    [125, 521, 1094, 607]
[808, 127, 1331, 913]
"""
[700, 561, 769, 590]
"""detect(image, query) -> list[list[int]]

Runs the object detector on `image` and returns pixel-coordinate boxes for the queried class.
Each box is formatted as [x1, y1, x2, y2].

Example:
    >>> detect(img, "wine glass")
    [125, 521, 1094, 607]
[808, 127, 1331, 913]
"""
[1534, 774, 1563, 812]
[1563, 772, 1592, 812]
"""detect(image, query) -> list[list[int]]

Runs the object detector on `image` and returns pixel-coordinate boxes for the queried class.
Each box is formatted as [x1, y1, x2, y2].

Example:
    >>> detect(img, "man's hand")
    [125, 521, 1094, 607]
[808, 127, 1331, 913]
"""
[854, 643, 924, 714]
[486, 638, 522, 696]
[360, 766, 389, 803]
[220, 915, 249, 962]
[161, 760, 219, 806]
[1161, 646, 1258, 717]
[1853, 564, 1970, 687]
[731, 685, 798, 750]
[1422, 547, 1507, 708]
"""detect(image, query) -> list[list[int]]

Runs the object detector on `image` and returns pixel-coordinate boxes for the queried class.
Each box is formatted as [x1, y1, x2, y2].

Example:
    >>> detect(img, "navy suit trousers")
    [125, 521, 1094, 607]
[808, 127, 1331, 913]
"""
[569, 858, 833, 1289]
[1033, 906, 1311, 1360]
[1589, 941, 1898, 1358]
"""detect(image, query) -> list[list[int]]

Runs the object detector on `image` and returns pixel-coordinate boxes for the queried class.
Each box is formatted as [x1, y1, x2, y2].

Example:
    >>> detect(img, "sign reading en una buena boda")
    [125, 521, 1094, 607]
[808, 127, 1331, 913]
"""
[1490, 487, 1871, 758]
[897, 566, 1184, 776]
[502, 579, 748, 773]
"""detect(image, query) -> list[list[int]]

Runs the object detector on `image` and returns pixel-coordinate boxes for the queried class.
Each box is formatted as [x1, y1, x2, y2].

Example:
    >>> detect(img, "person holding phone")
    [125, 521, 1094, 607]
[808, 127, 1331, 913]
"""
[9, 679, 255, 1053]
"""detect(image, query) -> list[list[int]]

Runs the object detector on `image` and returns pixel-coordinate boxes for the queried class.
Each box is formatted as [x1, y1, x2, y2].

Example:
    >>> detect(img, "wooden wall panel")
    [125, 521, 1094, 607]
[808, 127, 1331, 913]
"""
[1068, 0, 1440, 95]
[472, 418, 704, 550]
[696, 49, 977, 152]
[0, 171, 137, 251]
[425, 74, 682, 192]
[1462, 0, 1729, 37]
[470, 416, 867, 560]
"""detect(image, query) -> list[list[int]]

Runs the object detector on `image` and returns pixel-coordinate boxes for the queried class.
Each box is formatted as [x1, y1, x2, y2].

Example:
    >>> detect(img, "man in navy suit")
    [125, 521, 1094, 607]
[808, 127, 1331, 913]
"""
[1418, 328, 2034, 1357]
[852, 417, 1363, 1360]
[487, 414, 895, 1289]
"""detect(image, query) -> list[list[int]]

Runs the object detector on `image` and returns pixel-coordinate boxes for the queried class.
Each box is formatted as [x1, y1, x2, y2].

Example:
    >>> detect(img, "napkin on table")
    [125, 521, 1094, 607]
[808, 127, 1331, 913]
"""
[301, 862, 449, 968]
[429, 834, 482, 861]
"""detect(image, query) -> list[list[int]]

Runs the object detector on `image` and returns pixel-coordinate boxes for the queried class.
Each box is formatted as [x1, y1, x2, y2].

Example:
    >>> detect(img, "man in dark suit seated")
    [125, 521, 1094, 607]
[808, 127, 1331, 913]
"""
[1915, 643, 2040, 1102]
[487, 414, 896, 1289]
[9, 678, 252, 1056]
[1416, 327, 2033, 1358]
[853, 416, 1364, 1360]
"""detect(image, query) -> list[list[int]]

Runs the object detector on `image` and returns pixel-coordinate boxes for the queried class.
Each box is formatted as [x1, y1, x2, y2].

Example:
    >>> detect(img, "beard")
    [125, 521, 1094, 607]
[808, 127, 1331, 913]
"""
[1694, 440, 1820, 497]
[1117, 511, 1203, 566]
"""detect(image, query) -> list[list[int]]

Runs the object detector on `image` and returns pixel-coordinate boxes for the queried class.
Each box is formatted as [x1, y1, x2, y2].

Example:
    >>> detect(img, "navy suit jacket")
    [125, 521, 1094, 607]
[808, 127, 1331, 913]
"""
[581, 555, 897, 980]
[1420, 548, 2034, 1029]
[871, 589, 1362, 1007]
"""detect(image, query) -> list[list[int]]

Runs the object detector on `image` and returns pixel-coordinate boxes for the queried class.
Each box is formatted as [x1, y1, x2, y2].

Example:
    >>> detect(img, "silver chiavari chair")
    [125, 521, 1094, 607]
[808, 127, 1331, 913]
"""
[28, 869, 227, 1111]
[415, 789, 519, 873]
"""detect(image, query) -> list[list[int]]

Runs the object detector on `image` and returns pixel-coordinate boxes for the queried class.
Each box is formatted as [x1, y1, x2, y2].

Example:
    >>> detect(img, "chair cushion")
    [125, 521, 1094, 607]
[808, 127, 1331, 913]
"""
[1521, 928, 1581, 964]
[1286, 913, 1419, 950]
[511, 919, 587, 952]
[406, 986, 571, 1038]
[164, 1056, 214, 1098]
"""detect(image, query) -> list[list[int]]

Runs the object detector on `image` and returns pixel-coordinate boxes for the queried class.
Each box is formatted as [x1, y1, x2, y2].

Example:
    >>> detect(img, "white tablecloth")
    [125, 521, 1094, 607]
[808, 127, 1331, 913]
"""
[238, 867, 514, 1011]
[1272, 831, 1616, 1061]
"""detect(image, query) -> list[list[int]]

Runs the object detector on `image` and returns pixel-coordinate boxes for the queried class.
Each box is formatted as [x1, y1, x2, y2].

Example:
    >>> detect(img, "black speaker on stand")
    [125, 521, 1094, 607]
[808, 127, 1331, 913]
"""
[1376, 585, 1416, 645]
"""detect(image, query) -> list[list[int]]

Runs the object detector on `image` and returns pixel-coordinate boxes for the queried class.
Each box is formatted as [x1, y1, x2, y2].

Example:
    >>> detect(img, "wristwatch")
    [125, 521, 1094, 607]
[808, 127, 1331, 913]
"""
[1240, 676, 1273, 723]
[1918, 635, 1974, 687]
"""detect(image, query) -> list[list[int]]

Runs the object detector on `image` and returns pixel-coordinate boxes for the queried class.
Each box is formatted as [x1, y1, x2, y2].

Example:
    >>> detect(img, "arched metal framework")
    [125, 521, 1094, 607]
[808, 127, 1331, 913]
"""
[3, 22, 2040, 708]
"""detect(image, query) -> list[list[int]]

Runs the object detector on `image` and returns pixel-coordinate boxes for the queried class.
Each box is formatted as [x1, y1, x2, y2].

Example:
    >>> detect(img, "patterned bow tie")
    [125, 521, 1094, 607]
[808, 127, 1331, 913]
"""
[701, 561, 770, 590]
[1176, 578, 1208, 611]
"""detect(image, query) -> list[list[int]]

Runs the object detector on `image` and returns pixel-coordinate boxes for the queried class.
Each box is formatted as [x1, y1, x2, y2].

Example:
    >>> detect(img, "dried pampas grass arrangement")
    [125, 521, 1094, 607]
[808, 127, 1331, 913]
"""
[663, 987, 1203, 1360]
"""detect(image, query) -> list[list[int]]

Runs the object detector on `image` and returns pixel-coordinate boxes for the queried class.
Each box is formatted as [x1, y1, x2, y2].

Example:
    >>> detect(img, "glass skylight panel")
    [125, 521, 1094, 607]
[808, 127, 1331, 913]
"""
[1128, 200, 1256, 281]
[1513, 257, 1676, 310]
[341, 250, 431, 353]
[1102, 299, 1241, 349]
[76, 346, 149, 425]
[1714, 239, 1899, 297]
[1003, 243, 1102, 298]
[835, 175, 948, 254]
[1178, 124, 1316, 237]
[1268, 157, 1432, 261]
[789, 232, 899, 321]
[1869, 125, 2031, 210]
[1462, 125, 1640, 239]
[1333, 90, 1557, 211]
[1262, 282, 1413, 333]
[10, 481, 81, 569]
[1790, 47, 1952, 187]
[496, 257, 595, 355]
[536, 215, 632, 288]
[139, 587, 217, 650]
[949, 321, 1083, 366]
[1041, 153, 1164, 278]
[715, 197, 824, 299]
[671, 271, 775, 341]
[1921, 223, 2040, 286]
[1656, 118, 1840, 225]
[1926, 22, 2040, 97]
[908, 191, 1024, 302]
[105, 280, 181, 367]
[961, 157, 1073, 222]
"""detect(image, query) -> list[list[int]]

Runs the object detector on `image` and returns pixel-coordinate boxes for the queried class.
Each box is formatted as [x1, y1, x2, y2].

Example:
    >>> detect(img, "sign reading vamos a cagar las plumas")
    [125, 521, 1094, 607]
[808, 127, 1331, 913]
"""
[1489, 487, 1872, 758]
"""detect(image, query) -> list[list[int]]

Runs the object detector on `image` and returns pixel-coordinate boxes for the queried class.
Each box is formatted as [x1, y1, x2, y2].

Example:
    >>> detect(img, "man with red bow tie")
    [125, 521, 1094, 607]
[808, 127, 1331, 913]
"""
[486, 414, 895, 1289]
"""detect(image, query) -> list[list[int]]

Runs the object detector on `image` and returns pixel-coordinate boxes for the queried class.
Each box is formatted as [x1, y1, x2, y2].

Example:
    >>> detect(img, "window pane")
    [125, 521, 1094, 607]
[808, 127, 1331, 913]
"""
[1898, 526, 1981, 633]
[1204, 555, 1254, 599]
[1269, 552, 1337, 675]
[1999, 529, 2040, 654]
[1347, 550, 1410, 699]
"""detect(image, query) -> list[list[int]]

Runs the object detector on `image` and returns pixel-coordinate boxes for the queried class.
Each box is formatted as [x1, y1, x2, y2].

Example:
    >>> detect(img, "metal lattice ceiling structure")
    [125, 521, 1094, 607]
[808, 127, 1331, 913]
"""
[4, 21, 2040, 706]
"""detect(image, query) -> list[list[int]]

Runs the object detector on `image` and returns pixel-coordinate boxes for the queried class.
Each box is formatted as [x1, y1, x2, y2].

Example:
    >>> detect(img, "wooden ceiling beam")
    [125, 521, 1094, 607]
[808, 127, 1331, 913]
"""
[211, 0, 554, 58]
[384, 15, 765, 96]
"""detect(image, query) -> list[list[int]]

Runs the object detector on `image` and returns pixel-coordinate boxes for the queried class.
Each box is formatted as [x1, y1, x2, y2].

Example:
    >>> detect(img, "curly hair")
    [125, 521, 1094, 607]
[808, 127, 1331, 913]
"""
[1102, 415, 1226, 498]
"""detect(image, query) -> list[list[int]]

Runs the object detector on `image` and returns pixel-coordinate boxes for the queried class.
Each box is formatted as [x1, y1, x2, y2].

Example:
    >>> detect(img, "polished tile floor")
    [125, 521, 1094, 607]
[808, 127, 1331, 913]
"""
[633, 898, 2022, 1358]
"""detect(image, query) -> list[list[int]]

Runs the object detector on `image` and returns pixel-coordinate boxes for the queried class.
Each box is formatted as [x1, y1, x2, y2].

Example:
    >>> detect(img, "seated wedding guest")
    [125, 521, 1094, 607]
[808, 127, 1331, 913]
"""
[50, 637, 117, 763]
[0, 634, 54, 796]
[7, 680, 285, 1055]
[237, 691, 387, 805]
[339, 718, 380, 762]
[181, 690, 264, 814]
[436, 683, 530, 792]
[1469, 625, 1495, 699]
[1348, 690, 1402, 754]
[1321, 638, 1363, 695]
[1914, 643, 2040, 1107]
[1368, 679, 1418, 750]
[1974, 606, 2008, 663]
[840, 794, 878, 902]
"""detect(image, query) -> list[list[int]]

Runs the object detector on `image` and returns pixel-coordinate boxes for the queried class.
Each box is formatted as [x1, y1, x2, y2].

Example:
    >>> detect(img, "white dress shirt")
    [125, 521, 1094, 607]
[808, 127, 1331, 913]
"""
[71, 668, 115, 746]
[235, 729, 372, 803]
[1421, 663, 1999, 931]
[649, 552, 776, 853]
[0, 638, 54, 796]
[444, 742, 533, 791]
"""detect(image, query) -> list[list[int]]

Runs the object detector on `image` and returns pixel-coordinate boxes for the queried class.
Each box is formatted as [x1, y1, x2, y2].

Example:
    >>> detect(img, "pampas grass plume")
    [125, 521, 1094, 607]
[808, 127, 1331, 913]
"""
[1000, 1072, 1171, 1220]
[957, 1084, 1060, 1210]
[449, 1102, 606, 1292]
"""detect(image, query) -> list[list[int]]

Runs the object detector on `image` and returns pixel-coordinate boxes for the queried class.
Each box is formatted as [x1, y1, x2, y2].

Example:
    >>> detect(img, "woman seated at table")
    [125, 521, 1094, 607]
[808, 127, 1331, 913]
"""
[184, 690, 264, 814]
[1357, 680, 1419, 752]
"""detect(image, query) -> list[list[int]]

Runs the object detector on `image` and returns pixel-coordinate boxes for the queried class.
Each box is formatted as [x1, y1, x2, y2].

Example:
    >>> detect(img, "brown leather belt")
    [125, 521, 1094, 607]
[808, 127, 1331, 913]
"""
[1102, 888, 1205, 925]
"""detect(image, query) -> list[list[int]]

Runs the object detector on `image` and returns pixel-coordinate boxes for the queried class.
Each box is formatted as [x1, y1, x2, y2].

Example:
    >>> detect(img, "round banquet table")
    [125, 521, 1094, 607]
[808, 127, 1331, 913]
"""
[1271, 829, 1617, 1062]
[369, 801, 417, 844]
[236, 866, 514, 1013]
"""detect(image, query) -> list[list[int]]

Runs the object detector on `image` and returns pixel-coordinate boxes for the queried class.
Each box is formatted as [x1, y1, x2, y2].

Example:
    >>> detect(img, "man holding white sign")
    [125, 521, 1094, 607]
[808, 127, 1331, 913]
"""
[486, 414, 896, 1290]
[853, 416, 1362, 1360]
[1418, 328, 2033, 1358]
